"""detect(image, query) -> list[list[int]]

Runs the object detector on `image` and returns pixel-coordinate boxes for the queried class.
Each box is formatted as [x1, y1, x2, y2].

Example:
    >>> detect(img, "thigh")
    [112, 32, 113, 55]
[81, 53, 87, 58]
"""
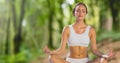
[87, 58, 100, 63]
[49, 54, 70, 63]
[87, 58, 108, 63]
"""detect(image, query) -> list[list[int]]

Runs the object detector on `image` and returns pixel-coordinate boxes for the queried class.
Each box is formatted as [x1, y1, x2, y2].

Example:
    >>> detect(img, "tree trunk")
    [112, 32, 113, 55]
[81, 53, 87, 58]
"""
[99, 12, 112, 32]
[11, 0, 17, 31]
[57, 1, 64, 33]
[5, 17, 10, 54]
[109, 0, 119, 31]
[13, 0, 26, 54]
[47, 0, 54, 48]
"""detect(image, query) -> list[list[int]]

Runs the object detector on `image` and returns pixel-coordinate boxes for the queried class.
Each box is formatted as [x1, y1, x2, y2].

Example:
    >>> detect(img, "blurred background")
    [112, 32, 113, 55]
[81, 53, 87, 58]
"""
[0, 0, 120, 63]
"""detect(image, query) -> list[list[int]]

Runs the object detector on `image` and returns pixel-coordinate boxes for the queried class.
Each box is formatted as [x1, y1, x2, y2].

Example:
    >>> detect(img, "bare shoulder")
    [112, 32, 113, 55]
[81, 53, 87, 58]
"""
[63, 25, 70, 32]
[90, 26, 96, 33]
[62, 25, 70, 34]
[89, 26, 96, 36]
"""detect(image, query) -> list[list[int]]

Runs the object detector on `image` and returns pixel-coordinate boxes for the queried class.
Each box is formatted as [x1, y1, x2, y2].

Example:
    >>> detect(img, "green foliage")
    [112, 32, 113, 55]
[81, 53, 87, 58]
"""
[4, 51, 30, 63]
[0, 0, 120, 63]
[88, 52, 97, 60]
[97, 31, 120, 42]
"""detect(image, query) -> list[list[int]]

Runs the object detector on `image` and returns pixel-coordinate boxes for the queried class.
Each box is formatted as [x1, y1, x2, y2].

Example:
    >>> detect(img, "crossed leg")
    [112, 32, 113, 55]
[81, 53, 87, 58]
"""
[49, 54, 108, 63]
[87, 58, 108, 63]
[49, 54, 70, 63]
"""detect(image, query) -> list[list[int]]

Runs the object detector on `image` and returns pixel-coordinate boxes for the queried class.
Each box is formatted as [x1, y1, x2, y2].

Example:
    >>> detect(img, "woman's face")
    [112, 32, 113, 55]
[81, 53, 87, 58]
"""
[74, 5, 87, 20]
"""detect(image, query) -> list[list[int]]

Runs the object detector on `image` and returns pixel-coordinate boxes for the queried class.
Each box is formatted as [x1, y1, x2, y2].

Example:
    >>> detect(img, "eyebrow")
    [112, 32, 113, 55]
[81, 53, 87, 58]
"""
[76, 8, 85, 11]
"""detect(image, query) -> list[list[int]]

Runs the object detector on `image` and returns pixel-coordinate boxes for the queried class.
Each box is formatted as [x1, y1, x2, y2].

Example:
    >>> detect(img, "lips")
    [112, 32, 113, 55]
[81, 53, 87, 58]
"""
[78, 15, 83, 17]
[79, 16, 83, 17]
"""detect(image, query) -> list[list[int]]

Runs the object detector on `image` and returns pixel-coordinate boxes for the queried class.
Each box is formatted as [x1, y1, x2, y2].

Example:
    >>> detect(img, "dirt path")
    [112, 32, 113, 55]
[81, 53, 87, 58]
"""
[98, 41, 120, 63]
[34, 41, 120, 63]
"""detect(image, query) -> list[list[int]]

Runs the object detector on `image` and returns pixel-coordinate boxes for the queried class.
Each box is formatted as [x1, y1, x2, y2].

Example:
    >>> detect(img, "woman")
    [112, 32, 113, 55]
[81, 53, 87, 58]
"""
[43, 2, 113, 63]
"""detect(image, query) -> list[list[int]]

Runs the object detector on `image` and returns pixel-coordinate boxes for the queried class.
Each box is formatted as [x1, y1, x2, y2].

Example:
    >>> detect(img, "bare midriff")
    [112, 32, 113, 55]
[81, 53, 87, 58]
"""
[68, 46, 88, 59]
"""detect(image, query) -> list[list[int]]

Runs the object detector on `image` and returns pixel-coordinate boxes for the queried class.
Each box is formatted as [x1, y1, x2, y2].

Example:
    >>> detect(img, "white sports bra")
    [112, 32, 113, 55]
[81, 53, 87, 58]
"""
[68, 25, 91, 47]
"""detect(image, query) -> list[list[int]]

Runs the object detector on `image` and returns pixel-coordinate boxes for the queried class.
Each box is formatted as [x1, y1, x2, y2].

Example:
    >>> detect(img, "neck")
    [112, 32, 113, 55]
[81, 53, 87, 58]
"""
[74, 19, 86, 27]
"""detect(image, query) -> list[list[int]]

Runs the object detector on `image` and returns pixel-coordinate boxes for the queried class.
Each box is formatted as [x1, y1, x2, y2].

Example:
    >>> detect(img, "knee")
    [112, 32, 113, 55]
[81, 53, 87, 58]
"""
[65, 62, 70, 63]
[101, 59, 108, 63]
[49, 54, 57, 61]
[103, 60, 108, 63]
[49, 55, 54, 63]
[49, 54, 56, 59]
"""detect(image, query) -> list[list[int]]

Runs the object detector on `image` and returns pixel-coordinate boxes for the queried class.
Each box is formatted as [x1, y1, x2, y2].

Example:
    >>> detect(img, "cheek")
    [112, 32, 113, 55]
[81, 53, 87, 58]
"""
[74, 12, 81, 16]
[74, 12, 86, 17]
[74, 13, 79, 17]
[83, 13, 86, 16]
[82, 12, 87, 16]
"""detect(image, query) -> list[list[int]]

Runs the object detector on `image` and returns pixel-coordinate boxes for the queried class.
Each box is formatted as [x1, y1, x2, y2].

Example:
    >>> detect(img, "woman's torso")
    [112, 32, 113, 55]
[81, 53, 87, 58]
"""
[68, 46, 88, 58]
[67, 25, 91, 59]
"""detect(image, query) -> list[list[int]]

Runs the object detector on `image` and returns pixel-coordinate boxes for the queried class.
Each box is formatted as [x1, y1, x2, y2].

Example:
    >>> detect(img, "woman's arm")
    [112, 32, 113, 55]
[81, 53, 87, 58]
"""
[89, 27, 103, 57]
[89, 27, 114, 63]
[44, 26, 70, 55]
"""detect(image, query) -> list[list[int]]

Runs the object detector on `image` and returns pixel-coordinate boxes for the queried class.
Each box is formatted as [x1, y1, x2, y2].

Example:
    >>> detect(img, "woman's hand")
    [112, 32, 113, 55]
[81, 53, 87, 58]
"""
[107, 49, 114, 59]
[100, 49, 114, 63]
[43, 46, 51, 54]
[102, 49, 114, 59]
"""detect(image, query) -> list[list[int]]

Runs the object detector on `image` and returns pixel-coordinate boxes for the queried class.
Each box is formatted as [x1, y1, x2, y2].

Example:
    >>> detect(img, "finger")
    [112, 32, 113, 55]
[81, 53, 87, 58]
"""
[111, 52, 115, 57]
[43, 46, 48, 52]
[43, 48, 46, 53]
[109, 50, 113, 55]
[108, 49, 113, 56]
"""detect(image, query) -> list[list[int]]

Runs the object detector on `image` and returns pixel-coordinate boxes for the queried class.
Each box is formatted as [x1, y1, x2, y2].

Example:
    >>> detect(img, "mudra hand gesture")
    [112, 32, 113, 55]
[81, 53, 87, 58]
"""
[43, 46, 51, 54]
[100, 49, 114, 63]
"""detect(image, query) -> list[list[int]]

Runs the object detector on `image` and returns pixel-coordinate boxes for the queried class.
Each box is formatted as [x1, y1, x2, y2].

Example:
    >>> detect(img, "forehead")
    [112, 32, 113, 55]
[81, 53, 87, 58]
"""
[75, 5, 86, 10]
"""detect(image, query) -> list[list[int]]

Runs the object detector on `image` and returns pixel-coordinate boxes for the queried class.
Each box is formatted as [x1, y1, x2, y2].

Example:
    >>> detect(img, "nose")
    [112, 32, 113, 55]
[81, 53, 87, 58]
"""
[78, 12, 82, 16]
[78, 10, 82, 15]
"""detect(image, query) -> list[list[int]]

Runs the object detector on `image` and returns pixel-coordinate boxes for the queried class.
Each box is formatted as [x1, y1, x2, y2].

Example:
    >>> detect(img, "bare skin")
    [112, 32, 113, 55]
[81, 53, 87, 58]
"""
[43, 4, 113, 63]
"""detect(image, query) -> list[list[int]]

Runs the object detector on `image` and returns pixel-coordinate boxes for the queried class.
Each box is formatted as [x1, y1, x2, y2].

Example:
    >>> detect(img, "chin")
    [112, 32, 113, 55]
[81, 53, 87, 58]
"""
[78, 17, 84, 20]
